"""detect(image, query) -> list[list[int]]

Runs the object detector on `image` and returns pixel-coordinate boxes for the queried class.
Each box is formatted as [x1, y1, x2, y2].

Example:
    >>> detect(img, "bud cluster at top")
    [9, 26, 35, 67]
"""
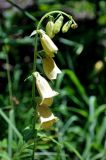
[45, 14, 78, 38]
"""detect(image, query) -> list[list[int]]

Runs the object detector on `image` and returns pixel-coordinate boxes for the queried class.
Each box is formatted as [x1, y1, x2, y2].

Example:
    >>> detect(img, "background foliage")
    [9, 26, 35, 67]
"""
[0, 0, 106, 160]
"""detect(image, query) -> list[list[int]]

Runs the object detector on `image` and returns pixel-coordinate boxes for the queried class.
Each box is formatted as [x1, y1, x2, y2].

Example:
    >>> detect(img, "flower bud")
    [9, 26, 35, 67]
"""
[46, 20, 55, 38]
[40, 32, 58, 57]
[33, 72, 59, 100]
[71, 23, 78, 29]
[62, 20, 72, 33]
[42, 56, 61, 80]
[37, 105, 58, 129]
[94, 61, 104, 73]
[53, 15, 64, 34]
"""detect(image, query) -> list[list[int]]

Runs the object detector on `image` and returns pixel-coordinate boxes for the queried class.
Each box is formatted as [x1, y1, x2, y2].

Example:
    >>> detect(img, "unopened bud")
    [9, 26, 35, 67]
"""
[71, 23, 78, 29]
[62, 20, 72, 33]
[53, 15, 64, 34]
[46, 20, 55, 38]
[94, 61, 104, 73]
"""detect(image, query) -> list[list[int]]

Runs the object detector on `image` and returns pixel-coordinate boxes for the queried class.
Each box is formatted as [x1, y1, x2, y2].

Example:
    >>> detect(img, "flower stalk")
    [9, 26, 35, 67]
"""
[31, 10, 77, 159]
[3, 45, 15, 159]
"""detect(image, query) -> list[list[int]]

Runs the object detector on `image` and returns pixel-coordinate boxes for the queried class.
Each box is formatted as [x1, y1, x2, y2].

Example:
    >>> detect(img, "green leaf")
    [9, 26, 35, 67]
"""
[23, 127, 37, 142]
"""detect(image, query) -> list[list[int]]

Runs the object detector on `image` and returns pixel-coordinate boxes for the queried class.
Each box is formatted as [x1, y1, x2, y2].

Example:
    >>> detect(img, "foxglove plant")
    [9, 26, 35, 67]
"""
[30, 10, 77, 159]
[31, 10, 77, 129]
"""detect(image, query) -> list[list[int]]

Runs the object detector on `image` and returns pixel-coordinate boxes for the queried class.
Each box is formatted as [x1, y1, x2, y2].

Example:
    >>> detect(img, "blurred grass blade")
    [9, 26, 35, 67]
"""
[82, 135, 92, 159]
[61, 116, 78, 135]
[0, 153, 11, 160]
[63, 69, 88, 104]
[59, 38, 84, 55]
[49, 137, 61, 146]
[37, 133, 61, 146]
[95, 104, 106, 117]
[63, 87, 84, 107]
[2, 37, 34, 45]
[71, 108, 88, 117]
[89, 96, 96, 122]
[55, 72, 65, 89]
[64, 142, 84, 160]
[0, 109, 22, 140]
[96, 116, 106, 145]
[6, 0, 37, 22]
[91, 152, 105, 160]
[83, 96, 97, 159]
[8, 109, 15, 158]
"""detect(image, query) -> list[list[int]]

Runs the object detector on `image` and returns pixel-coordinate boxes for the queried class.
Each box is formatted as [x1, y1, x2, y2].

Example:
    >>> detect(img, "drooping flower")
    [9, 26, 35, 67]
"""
[33, 72, 59, 100]
[37, 105, 58, 129]
[40, 30, 58, 57]
[42, 56, 61, 80]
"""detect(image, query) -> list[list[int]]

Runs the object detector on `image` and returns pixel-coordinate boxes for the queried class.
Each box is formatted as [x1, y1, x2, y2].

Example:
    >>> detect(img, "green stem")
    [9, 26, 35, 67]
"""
[32, 33, 38, 160]
[31, 10, 74, 159]
[37, 10, 73, 29]
[5, 51, 14, 158]
[6, 52, 13, 108]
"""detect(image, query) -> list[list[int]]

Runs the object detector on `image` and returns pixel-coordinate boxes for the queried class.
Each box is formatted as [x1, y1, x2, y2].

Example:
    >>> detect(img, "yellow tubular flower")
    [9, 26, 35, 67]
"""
[33, 72, 59, 100]
[37, 105, 58, 129]
[40, 31, 58, 57]
[42, 56, 61, 80]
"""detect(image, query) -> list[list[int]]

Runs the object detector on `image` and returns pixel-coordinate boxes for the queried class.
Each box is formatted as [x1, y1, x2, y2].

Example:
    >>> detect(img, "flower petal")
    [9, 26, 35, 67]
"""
[36, 97, 53, 107]
[43, 56, 62, 80]
[40, 98, 53, 107]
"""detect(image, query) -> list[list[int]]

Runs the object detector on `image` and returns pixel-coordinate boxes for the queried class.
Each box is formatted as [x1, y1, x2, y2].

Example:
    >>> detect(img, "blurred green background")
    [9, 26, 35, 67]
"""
[0, 0, 106, 160]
